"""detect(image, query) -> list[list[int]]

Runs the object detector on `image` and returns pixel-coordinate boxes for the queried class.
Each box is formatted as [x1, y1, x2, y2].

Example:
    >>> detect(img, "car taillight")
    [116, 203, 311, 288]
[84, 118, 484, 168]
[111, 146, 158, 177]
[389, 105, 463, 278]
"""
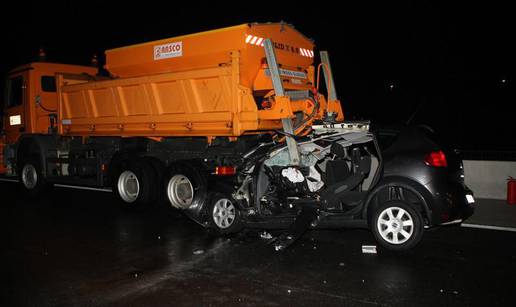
[424, 150, 448, 167]
[215, 166, 236, 176]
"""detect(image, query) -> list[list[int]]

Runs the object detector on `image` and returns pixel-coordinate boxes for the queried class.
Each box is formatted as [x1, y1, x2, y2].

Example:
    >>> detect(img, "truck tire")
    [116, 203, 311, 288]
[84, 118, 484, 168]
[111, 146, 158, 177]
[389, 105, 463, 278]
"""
[113, 158, 156, 208]
[207, 193, 242, 235]
[165, 163, 207, 210]
[19, 157, 51, 197]
[142, 157, 166, 208]
[370, 200, 424, 251]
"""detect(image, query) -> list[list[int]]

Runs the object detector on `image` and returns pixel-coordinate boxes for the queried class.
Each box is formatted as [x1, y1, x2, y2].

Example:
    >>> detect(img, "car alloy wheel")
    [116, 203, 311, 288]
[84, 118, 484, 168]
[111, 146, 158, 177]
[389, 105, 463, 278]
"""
[212, 198, 236, 229]
[376, 206, 414, 244]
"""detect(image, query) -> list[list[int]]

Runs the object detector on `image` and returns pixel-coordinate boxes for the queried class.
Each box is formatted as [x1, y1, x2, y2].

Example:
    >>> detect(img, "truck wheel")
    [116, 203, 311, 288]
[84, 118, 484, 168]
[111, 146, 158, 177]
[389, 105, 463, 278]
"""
[371, 200, 424, 251]
[142, 157, 166, 207]
[19, 157, 51, 197]
[114, 159, 156, 207]
[165, 163, 207, 210]
[208, 193, 242, 235]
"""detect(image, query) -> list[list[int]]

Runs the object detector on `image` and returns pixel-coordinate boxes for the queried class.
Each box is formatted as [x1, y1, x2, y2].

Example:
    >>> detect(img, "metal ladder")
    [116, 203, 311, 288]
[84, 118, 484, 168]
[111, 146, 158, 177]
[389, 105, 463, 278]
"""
[263, 39, 301, 166]
[263, 39, 340, 165]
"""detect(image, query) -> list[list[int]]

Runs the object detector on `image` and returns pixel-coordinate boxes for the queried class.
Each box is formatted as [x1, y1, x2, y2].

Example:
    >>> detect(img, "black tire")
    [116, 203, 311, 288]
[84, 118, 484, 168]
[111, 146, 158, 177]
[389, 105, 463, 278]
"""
[370, 200, 424, 251]
[207, 193, 242, 235]
[164, 162, 207, 211]
[112, 158, 156, 208]
[18, 156, 51, 197]
[141, 157, 166, 208]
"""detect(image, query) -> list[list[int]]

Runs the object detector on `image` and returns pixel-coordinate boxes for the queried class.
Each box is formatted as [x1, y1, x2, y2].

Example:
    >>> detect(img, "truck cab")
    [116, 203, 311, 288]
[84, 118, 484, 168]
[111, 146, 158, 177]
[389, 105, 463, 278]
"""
[1, 62, 97, 175]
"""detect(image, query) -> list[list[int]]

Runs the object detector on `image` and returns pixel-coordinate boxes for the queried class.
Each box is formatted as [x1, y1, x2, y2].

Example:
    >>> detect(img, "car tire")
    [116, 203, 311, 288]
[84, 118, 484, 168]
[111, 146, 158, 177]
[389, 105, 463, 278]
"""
[113, 158, 156, 208]
[208, 193, 242, 235]
[371, 200, 424, 251]
[19, 156, 51, 197]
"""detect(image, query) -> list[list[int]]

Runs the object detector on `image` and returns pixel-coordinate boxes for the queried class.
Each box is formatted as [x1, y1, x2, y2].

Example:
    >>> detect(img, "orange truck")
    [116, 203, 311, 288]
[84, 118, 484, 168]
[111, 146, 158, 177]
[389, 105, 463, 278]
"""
[0, 22, 343, 210]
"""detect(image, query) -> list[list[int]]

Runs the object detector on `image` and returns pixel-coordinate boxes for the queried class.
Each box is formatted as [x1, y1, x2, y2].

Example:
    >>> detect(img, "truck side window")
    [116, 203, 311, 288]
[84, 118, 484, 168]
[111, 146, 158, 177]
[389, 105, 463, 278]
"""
[7, 76, 24, 108]
[41, 76, 56, 92]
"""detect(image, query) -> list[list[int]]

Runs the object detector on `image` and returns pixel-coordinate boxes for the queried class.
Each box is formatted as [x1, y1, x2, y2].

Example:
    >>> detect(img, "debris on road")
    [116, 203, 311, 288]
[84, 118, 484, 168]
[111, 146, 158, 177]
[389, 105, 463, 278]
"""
[260, 231, 273, 240]
[193, 249, 205, 255]
[362, 245, 377, 254]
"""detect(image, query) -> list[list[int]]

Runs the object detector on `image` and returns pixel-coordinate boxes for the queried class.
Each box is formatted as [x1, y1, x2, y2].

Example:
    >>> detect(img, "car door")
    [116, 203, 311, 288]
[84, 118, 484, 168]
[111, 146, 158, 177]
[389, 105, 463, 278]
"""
[4, 71, 29, 144]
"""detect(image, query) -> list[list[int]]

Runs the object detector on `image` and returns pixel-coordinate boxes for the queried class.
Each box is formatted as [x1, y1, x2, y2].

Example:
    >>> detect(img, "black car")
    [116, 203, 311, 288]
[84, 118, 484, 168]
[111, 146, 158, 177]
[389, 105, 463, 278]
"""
[184, 122, 475, 251]
[372, 125, 475, 247]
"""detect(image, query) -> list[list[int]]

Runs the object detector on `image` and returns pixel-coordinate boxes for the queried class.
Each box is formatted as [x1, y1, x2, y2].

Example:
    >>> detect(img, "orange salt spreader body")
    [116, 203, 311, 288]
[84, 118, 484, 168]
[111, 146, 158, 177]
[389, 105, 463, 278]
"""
[57, 23, 343, 138]
[0, 23, 344, 176]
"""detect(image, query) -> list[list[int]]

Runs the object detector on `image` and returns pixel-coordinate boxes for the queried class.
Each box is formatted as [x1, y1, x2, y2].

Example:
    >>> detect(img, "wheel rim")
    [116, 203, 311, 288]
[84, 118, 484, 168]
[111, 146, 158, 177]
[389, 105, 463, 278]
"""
[21, 164, 38, 190]
[117, 170, 140, 203]
[376, 206, 414, 244]
[212, 198, 236, 229]
[167, 175, 194, 209]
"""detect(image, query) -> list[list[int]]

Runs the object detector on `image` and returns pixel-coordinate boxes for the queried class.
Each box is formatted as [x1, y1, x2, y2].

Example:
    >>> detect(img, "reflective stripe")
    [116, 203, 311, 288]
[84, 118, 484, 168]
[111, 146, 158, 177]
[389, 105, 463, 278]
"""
[300, 49, 314, 58]
[250, 36, 258, 44]
[255, 37, 264, 45]
[245, 35, 253, 43]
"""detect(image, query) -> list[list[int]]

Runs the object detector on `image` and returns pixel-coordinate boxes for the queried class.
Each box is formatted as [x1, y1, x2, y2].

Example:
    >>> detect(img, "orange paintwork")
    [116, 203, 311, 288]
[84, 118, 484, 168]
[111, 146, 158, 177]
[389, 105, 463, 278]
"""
[58, 23, 343, 138]
[1, 62, 97, 145]
[2, 23, 343, 148]
[105, 23, 314, 87]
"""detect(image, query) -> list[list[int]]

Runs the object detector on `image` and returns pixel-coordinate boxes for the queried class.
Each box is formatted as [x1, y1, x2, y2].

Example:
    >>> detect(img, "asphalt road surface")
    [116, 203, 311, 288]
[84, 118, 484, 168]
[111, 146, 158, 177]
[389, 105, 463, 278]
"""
[1, 182, 515, 307]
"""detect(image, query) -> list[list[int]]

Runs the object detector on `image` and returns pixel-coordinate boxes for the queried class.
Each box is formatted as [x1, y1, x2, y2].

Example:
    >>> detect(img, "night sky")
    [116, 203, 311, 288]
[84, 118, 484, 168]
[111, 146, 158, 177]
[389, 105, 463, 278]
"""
[1, 1, 514, 151]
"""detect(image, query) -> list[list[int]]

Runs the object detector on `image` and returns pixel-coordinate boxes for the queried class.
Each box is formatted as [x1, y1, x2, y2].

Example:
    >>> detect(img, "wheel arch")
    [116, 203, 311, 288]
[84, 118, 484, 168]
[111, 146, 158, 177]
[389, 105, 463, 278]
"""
[15, 135, 57, 178]
[362, 176, 434, 226]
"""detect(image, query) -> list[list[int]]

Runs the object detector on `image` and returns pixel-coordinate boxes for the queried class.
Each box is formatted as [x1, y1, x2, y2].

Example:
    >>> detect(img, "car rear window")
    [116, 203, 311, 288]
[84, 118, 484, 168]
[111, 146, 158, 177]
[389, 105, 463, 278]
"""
[375, 130, 400, 151]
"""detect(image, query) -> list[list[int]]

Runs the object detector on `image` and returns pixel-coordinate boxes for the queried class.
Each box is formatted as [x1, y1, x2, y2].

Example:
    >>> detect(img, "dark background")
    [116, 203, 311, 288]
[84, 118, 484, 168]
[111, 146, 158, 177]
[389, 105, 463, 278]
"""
[1, 1, 514, 151]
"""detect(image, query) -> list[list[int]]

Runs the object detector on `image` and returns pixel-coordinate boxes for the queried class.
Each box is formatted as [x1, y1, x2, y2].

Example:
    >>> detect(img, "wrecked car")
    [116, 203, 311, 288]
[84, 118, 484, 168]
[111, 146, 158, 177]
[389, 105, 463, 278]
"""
[184, 122, 475, 251]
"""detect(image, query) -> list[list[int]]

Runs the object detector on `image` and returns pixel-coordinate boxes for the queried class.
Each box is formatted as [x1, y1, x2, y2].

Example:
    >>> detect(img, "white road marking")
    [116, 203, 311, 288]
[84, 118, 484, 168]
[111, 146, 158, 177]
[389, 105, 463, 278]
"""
[0, 178, 19, 183]
[461, 223, 516, 233]
[0, 178, 111, 192]
[54, 184, 112, 193]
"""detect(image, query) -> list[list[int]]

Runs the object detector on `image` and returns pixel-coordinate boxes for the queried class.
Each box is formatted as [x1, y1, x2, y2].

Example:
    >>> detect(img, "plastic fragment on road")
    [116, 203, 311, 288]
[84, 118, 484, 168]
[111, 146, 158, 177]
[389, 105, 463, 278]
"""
[260, 231, 273, 240]
[193, 249, 204, 255]
[362, 245, 377, 254]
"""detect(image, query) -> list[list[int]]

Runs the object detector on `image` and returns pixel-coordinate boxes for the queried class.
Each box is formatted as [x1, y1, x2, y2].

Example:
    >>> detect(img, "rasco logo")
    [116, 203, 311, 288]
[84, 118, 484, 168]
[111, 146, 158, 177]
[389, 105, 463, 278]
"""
[154, 42, 183, 60]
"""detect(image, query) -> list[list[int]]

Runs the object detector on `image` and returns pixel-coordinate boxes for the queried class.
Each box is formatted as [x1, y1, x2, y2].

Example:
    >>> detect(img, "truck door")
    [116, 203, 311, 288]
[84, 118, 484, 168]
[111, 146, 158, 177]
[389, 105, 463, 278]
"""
[34, 73, 58, 134]
[3, 72, 28, 144]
